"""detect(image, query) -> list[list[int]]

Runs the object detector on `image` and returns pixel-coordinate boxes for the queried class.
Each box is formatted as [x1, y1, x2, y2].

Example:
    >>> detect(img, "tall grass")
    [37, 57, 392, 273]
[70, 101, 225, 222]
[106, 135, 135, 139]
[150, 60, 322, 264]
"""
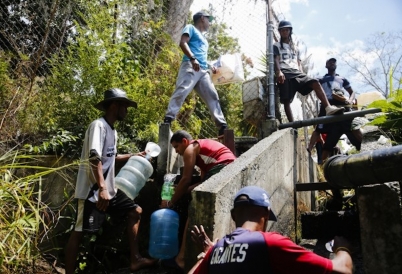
[0, 147, 77, 273]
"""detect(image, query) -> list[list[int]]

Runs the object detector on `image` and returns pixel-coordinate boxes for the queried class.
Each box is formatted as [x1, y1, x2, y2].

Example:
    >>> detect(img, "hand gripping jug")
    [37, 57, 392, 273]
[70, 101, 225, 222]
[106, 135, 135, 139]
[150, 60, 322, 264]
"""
[115, 155, 154, 200]
[148, 209, 179, 259]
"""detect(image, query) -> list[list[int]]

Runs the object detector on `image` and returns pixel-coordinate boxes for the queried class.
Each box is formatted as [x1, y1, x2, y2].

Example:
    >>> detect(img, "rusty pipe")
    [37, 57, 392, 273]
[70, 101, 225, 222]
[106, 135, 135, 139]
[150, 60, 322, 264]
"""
[323, 145, 402, 188]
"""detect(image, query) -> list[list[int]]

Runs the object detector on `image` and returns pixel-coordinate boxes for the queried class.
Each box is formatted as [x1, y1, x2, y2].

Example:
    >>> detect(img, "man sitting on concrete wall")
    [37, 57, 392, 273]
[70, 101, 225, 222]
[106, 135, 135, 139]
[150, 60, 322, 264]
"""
[159, 130, 236, 271]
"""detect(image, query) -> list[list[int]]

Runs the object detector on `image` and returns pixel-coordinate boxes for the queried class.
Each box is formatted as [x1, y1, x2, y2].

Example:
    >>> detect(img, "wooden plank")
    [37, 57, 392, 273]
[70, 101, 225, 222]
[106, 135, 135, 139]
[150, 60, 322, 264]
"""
[223, 129, 236, 155]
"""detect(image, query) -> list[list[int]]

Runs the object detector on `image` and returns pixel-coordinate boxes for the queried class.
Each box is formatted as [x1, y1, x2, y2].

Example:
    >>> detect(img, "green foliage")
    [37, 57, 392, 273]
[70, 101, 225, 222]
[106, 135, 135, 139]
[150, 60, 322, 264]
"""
[4, 0, 253, 152]
[23, 130, 82, 158]
[21, 1, 180, 152]
[368, 89, 402, 143]
[207, 22, 241, 60]
[0, 148, 77, 273]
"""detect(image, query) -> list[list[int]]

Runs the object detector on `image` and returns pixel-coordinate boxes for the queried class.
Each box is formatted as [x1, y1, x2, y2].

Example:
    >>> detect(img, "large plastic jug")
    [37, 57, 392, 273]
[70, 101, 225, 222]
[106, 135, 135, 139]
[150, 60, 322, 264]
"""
[115, 155, 154, 200]
[145, 142, 161, 160]
[149, 209, 179, 259]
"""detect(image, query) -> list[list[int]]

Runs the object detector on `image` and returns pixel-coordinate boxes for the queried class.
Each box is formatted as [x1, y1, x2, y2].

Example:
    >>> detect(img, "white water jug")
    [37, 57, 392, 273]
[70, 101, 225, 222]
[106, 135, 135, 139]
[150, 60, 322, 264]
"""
[145, 142, 161, 160]
[115, 155, 154, 200]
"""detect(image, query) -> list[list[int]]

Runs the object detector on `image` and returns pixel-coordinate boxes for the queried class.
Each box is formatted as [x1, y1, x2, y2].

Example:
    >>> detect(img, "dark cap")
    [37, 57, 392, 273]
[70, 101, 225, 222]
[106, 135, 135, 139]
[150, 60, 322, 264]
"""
[193, 11, 214, 23]
[233, 186, 277, 221]
[94, 88, 137, 111]
[326, 58, 337, 64]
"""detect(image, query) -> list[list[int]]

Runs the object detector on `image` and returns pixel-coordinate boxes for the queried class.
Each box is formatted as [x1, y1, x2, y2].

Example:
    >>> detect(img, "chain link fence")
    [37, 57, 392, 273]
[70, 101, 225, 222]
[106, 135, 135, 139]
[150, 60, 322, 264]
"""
[0, 0, 321, 150]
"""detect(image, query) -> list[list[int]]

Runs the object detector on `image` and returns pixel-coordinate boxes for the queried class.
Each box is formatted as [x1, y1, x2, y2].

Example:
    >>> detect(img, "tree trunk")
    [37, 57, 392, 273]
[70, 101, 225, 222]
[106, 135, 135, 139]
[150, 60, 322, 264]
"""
[164, 0, 194, 44]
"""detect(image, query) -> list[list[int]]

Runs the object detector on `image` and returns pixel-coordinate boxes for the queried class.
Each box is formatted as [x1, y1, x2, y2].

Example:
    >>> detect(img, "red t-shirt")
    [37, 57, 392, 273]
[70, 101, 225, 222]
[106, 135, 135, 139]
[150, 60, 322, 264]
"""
[192, 139, 236, 173]
[194, 230, 332, 274]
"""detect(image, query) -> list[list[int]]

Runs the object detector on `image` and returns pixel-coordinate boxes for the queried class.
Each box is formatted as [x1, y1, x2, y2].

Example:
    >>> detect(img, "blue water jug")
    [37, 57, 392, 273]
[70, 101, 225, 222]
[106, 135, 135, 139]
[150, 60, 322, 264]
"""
[149, 209, 179, 259]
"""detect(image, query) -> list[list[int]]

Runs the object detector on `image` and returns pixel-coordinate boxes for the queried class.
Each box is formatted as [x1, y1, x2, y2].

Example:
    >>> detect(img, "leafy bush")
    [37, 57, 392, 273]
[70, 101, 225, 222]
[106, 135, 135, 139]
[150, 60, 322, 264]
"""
[24, 130, 82, 158]
[0, 148, 77, 273]
[368, 88, 402, 144]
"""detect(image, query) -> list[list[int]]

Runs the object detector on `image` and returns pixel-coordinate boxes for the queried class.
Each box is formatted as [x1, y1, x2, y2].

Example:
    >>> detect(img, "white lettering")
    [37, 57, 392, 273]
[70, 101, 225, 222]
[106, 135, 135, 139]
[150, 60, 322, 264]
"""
[219, 245, 231, 264]
[230, 244, 241, 262]
[210, 243, 249, 265]
[211, 247, 222, 264]
[237, 244, 248, 262]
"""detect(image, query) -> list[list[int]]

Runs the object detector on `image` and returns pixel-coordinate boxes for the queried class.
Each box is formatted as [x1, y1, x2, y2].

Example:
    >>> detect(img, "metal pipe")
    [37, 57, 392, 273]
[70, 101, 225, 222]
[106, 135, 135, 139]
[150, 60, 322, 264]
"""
[278, 108, 381, 129]
[323, 145, 402, 188]
[266, 0, 275, 119]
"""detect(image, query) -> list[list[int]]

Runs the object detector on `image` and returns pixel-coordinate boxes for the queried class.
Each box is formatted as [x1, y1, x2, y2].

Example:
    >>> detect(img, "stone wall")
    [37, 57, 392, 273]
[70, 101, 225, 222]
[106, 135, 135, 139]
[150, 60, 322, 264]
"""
[185, 128, 315, 270]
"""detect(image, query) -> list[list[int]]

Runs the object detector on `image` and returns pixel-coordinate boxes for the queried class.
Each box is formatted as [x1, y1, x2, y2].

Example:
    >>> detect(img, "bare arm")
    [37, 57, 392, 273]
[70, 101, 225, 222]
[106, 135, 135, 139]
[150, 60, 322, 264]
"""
[331, 251, 353, 274]
[172, 143, 197, 204]
[345, 87, 356, 106]
[160, 143, 198, 208]
[274, 55, 285, 84]
[90, 158, 109, 211]
[115, 151, 145, 162]
[331, 236, 353, 274]
[179, 34, 200, 72]
[188, 224, 216, 274]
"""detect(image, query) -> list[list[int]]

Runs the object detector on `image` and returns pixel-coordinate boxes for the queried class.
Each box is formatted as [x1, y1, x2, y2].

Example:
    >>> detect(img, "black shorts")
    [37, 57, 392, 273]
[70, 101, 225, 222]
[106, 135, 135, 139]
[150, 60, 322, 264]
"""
[277, 72, 316, 103]
[323, 126, 361, 152]
[315, 100, 361, 151]
[76, 186, 139, 233]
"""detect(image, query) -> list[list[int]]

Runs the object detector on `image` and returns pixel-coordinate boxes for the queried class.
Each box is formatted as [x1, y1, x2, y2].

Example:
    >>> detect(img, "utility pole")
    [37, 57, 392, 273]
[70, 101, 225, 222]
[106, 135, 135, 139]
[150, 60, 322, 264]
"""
[266, 0, 275, 120]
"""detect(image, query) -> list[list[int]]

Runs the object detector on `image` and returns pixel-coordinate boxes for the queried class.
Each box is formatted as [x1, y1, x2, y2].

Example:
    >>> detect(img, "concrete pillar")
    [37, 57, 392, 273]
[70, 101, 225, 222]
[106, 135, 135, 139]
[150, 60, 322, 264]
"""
[308, 156, 316, 211]
[222, 129, 235, 155]
[157, 123, 171, 176]
[258, 119, 279, 139]
[357, 184, 402, 274]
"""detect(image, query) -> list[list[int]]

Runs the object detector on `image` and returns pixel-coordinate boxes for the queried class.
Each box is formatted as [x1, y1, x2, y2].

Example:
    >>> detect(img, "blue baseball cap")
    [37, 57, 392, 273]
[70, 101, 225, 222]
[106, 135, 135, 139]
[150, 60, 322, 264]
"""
[233, 186, 277, 221]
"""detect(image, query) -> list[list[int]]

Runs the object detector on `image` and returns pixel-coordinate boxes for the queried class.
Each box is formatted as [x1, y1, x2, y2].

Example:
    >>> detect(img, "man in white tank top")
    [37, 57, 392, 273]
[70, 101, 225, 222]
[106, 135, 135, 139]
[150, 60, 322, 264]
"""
[65, 88, 156, 273]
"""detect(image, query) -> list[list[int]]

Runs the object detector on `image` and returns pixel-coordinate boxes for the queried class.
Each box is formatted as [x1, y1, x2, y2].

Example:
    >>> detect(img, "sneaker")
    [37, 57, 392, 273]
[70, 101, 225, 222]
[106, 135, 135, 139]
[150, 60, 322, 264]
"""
[218, 125, 227, 136]
[163, 117, 173, 124]
[325, 105, 345, 116]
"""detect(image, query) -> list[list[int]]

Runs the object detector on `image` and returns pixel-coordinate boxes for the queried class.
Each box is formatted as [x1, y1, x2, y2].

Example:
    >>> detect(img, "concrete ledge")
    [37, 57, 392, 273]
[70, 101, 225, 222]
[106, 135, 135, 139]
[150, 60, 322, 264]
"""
[185, 128, 314, 270]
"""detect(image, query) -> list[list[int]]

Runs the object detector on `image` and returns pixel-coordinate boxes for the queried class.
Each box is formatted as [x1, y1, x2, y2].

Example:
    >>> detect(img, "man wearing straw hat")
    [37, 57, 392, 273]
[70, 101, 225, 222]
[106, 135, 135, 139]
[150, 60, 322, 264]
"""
[65, 88, 155, 273]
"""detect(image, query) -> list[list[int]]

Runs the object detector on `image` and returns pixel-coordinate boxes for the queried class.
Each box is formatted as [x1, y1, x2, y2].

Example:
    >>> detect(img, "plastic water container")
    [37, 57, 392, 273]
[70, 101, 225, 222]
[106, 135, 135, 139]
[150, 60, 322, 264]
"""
[149, 209, 179, 259]
[115, 155, 154, 200]
[145, 142, 161, 160]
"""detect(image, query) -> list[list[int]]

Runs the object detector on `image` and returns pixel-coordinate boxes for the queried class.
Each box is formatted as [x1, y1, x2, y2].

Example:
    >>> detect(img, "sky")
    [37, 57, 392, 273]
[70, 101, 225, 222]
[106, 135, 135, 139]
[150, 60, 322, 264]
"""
[273, 0, 402, 93]
[190, 0, 402, 94]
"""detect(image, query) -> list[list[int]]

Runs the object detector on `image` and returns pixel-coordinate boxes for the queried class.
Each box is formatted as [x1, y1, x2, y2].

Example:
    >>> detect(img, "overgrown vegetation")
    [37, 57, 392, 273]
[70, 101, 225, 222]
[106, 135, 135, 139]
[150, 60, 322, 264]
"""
[0, 1, 256, 271]
[0, 149, 77, 273]
[1, 0, 252, 156]
[368, 88, 402, 144]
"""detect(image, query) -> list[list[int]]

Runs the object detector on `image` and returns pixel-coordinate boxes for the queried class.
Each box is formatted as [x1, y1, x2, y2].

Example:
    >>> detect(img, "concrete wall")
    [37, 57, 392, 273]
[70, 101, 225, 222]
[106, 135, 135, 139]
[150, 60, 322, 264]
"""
[185, 128, 314, 269]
